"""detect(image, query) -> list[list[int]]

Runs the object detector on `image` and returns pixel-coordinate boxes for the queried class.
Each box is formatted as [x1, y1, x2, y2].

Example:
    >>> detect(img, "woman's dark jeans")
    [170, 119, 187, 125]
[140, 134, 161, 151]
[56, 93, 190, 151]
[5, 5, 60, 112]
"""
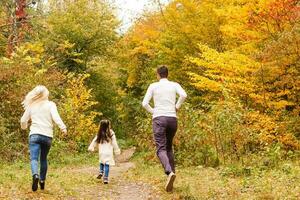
[29, 134, 52, 181]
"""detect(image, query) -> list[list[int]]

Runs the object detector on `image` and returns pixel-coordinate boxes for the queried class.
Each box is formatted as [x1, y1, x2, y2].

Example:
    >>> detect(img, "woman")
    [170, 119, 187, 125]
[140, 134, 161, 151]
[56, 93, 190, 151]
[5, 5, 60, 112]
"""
[20, 85, 67, 191]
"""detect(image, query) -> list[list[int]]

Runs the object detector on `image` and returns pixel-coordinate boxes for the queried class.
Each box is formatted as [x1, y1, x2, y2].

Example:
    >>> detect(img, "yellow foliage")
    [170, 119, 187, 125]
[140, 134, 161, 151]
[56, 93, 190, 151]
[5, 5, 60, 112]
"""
[118, 0, 300, 159]
[188, 73, 222, 92]
[187, 44, 259, 103]
[60, 73, 101, 145]
[245, 111, 300, 150]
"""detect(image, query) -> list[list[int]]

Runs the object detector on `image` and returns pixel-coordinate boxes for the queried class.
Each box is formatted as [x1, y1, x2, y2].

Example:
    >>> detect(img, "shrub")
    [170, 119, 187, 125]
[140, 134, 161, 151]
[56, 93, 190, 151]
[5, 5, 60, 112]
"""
[59, 73, 101, 152]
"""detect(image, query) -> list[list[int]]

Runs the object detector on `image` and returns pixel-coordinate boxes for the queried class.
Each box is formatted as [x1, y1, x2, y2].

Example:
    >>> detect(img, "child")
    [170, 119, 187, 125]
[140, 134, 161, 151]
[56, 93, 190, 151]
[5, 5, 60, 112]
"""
[88, 119, 121, 184]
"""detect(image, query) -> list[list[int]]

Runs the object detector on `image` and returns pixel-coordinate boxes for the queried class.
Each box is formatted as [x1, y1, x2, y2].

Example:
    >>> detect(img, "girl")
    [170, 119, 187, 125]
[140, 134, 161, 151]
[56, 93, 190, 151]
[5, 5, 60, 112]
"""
[20, 85, 67, 191]
[88, 119, 121, 184]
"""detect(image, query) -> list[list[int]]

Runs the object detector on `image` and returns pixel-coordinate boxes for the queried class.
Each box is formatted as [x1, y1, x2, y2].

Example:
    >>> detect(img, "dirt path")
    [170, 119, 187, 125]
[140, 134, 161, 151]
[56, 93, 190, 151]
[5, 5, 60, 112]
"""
[69, 162, 160, 200]
[0, 148, 161, 200]
[65, 148, 161, 200]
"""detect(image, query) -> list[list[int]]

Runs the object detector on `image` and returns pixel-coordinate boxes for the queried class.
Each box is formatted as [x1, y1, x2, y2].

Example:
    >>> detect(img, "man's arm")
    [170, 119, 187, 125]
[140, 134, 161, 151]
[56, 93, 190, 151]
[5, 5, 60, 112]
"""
[142, 85, 154, 114]
[175, 83, 187, 110]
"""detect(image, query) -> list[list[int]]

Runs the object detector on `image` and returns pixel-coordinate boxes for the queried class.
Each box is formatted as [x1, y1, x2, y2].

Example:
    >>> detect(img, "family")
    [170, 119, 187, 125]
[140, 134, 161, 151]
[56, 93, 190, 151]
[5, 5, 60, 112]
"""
[20, 65, 187, 193]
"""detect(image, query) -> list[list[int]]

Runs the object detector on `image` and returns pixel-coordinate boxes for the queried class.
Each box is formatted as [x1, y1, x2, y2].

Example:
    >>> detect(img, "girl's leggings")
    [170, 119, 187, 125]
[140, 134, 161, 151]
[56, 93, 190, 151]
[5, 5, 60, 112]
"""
[100, 162, 109, 177]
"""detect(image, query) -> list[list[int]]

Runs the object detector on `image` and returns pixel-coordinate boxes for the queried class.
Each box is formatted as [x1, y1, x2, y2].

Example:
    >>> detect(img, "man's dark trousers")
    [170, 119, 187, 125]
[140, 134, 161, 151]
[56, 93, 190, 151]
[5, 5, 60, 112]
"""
[152, 116, 177, 174]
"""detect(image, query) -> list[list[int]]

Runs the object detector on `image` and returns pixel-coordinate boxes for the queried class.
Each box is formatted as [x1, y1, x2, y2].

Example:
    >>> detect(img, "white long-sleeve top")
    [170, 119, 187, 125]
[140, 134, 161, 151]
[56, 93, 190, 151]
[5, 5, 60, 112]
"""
[88, 130, 121, 165]
[20, 100, 67, 138]
[142, 78, 187, 118]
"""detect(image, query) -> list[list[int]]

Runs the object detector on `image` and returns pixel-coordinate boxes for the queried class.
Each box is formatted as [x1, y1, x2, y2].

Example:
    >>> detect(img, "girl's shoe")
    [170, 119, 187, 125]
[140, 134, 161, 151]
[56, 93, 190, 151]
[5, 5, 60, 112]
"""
[39, 180, 45, 190]
[32, 174, 39, 191]
[97, 173, 103, 179]
[103, 177, 109, 184]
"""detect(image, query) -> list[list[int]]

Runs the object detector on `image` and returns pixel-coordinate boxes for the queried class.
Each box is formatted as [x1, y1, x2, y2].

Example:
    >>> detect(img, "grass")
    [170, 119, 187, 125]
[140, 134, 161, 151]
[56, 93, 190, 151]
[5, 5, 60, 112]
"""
[1, 150, 300, 200]
[0, 138, 138, 199]
[0, 153, 104, 199]
[128, 151, 300, 200]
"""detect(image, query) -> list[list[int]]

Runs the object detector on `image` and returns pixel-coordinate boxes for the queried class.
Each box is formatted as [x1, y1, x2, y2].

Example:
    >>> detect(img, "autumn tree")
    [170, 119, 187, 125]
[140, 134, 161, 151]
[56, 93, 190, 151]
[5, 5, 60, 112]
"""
[117, 0, 300, 165]
[44, 0, 119, 72]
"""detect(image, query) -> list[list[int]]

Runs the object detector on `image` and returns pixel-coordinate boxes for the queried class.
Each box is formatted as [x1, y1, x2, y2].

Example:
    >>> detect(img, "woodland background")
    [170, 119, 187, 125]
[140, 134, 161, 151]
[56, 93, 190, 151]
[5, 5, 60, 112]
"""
[0, 0, 299, 174]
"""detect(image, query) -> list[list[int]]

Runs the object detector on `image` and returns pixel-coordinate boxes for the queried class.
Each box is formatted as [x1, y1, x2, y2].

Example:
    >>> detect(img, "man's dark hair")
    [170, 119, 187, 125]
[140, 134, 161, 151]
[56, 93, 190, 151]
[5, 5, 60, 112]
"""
[157, 65, 168, 78]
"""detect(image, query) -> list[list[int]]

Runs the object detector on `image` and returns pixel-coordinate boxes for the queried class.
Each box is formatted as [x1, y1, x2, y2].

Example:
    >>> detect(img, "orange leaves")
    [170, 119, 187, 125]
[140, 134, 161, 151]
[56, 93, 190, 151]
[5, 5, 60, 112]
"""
[249, 0, 300, 30]
[184, 0, 300, 114]
[246, 0, 300, 50]
[129, 15, 163, 43]
[118, 0, 300, 161]
[245, 111, 300, 150]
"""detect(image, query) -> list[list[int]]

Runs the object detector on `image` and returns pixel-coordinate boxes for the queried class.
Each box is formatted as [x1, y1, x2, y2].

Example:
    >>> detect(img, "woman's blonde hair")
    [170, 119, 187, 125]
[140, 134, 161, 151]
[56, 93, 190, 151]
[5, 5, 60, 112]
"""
[22, 85, 49, 110]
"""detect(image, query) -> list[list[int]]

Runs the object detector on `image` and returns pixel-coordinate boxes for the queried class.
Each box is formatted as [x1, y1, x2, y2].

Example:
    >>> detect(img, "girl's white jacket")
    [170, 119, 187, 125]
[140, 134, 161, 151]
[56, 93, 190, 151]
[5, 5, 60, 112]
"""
[88, 130, 121, 165]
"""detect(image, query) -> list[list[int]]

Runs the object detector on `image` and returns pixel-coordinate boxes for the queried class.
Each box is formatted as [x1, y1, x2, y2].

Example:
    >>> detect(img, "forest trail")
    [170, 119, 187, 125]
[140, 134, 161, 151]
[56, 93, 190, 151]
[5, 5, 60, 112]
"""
[67, 162, 160, 200]
[0, 148, 161, 200]
[65, 147, 160, 200]
[1, 147, 300, 199]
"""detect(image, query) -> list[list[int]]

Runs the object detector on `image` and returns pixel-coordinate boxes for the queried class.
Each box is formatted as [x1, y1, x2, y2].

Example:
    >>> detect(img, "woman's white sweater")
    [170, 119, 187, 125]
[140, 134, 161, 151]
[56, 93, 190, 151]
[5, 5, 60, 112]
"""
[20, 100, 67, 138]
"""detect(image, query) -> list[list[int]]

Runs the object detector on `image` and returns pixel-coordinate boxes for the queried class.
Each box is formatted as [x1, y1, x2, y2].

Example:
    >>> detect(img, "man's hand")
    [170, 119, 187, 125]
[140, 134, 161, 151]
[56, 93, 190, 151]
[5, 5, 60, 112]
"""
[176, 107, 179, 112]
[62, 129, 67, 134]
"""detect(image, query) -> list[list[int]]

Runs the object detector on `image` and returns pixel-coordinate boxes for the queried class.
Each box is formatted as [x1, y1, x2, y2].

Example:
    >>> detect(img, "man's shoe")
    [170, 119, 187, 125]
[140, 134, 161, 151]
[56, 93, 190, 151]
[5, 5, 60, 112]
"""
[39, 180, 45, 190]
[165, 172, 176, 192]
[32, 174, 39, 192]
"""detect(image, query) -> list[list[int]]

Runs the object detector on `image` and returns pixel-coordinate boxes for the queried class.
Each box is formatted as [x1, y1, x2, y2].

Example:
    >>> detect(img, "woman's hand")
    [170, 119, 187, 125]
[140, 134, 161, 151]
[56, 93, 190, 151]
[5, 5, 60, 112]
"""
[62, 129, 67, 134]
[61, 129, 67, 138]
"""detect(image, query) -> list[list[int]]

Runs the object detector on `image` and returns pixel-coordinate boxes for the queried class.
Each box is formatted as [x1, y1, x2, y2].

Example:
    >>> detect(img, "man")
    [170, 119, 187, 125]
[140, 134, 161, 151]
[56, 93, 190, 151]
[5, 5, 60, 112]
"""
[142, 65, 187, 192]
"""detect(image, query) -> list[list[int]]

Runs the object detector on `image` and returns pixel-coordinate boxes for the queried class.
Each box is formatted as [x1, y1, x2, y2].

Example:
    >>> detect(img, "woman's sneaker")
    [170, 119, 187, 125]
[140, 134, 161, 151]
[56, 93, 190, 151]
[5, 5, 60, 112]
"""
[39, 180, 45, 190]
[103, 177, 109, 184]
[32, 174, 39, 191]
[97, 173, 103, 179]
[165, 172, 176, 192]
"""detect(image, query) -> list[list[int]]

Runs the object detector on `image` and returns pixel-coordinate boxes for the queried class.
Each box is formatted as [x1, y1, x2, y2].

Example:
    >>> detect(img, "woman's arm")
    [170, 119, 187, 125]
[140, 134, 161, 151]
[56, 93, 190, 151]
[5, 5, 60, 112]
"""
[20, 108, 30, 130]
[50, 102, 67, 133]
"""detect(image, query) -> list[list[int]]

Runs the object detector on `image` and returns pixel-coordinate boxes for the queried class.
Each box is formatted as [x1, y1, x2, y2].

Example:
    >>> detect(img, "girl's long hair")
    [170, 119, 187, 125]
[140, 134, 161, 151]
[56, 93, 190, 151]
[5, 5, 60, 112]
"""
[22, 85, 49, 110]
[96, 120, 112, 144]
